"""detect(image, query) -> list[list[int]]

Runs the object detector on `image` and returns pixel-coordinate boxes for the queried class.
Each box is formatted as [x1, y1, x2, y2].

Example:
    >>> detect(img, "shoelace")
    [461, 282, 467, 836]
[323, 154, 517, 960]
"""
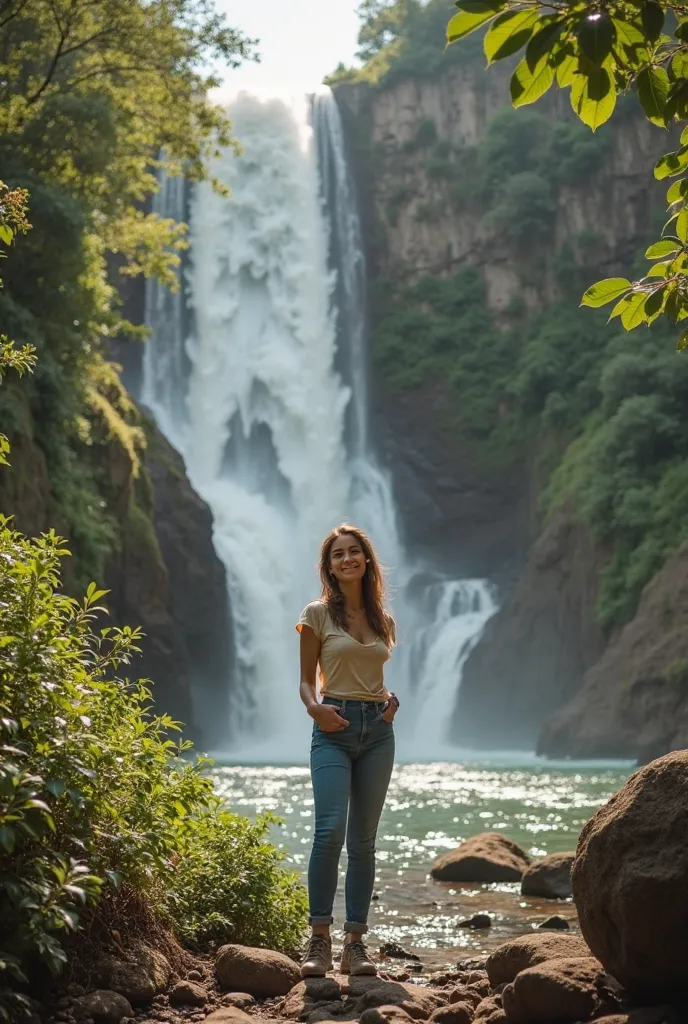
[346, 940, 369, 962]
[305, 935, 330, 959]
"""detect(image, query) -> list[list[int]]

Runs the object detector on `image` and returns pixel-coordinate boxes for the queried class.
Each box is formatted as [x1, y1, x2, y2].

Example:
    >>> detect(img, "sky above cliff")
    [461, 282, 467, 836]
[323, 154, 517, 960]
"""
[218, 1, 360, 95]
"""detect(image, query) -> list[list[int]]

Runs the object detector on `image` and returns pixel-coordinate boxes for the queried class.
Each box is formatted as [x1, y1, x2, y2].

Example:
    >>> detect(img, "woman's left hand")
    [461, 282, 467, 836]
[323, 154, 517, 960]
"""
[382, 699, 397, 723]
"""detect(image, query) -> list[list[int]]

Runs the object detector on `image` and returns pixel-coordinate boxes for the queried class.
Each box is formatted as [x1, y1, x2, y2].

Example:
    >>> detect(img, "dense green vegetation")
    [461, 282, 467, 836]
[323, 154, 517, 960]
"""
[373, 265, 688, 632]
[0, 523, 306, 1019]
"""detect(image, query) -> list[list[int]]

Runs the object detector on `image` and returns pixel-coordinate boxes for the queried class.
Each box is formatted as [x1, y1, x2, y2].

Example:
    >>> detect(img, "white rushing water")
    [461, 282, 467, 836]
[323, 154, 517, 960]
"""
[143, 89, 496, 761]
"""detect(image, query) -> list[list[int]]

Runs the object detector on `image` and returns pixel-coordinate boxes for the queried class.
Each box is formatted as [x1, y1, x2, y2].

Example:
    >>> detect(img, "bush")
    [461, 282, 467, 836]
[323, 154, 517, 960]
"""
[0, 522, 306, 1018]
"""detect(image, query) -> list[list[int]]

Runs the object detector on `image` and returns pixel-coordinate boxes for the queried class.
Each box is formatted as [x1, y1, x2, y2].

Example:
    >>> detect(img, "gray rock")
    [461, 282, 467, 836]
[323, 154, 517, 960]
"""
[78, 991, 133, 1024]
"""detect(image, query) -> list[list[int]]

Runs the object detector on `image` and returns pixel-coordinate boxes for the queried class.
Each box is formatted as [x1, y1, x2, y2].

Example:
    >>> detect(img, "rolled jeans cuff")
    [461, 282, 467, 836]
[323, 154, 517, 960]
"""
[309, 915, 333, 926]
[344, 921, 369, 934]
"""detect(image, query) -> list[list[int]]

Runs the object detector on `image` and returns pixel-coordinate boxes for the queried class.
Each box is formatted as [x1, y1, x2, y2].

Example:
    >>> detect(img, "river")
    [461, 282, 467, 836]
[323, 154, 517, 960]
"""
[211, 758, 630, 968]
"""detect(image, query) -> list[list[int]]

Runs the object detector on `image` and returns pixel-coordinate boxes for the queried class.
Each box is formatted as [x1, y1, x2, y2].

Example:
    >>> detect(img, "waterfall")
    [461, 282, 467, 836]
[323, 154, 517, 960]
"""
[143, 89, 496, 760]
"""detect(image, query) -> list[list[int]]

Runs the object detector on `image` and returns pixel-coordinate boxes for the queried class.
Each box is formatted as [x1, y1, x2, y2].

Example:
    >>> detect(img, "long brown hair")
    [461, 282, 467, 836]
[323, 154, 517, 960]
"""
[319, 523, 395, 647]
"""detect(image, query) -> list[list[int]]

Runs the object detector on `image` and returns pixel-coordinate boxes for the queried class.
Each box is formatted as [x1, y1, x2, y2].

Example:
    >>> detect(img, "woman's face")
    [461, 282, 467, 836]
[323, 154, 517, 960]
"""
[329, 533, 366, 585]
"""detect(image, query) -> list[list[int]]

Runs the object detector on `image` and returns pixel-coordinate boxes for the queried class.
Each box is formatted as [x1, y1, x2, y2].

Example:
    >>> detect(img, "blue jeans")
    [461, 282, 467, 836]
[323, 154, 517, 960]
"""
[308, 697, 395, 933]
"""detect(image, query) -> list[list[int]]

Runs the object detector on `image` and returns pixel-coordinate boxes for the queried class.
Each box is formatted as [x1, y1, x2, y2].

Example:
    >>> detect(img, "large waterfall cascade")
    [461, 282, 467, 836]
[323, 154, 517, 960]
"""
[143, 90, 496, 760]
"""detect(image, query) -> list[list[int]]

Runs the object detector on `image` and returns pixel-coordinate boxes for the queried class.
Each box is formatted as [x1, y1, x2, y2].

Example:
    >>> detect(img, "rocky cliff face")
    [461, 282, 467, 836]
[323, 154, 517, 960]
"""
[454, 503, 606, 750]
[106, 422, 233, 747]
[0, 398, 232, 747]
[538, 542, 688, 762]
[336, 58, 680, 757]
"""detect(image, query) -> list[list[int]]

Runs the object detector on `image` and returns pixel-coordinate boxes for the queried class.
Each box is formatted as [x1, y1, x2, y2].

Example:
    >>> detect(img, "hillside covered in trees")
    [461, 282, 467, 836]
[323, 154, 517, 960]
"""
[333, 0, 688, 759]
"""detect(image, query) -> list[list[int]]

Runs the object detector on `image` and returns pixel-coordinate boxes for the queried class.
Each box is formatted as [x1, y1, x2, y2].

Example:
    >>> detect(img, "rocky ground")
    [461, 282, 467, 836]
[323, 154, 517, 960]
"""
[36, 751, 688, 1024]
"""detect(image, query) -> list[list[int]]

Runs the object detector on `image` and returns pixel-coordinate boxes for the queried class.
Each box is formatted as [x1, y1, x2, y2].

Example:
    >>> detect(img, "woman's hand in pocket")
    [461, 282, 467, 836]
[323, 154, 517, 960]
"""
[382, 700, 397, 723]
[311, 704, 349, 732]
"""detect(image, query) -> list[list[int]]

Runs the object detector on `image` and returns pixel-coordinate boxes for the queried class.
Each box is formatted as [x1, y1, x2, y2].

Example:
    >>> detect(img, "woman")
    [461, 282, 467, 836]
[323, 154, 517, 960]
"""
[297, 523, 399, 979]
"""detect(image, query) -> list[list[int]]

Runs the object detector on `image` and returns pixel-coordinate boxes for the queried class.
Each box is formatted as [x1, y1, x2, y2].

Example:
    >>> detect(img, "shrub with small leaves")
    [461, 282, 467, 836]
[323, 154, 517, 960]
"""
[0, 522, 306, 1018]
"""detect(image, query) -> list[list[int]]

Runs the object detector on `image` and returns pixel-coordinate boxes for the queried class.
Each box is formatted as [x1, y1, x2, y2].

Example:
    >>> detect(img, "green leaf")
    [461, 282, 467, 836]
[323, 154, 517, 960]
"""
[448, 8, 498, 43]
[556, 53, 578, 87]
[666, 286, 681, 321]
[620, 290, 649, 330]
[655, 146, 688, 180]
[511, 55, 555, 107]
[484, 8, 538, 64]
[578, 14, 615, 66]
[645, 261, 671, 277]
[676, 209, 688, 243]
[677, 329, 688, 351]
[0, 225, 12, 246]
[646, 239, 682, 258]
[667, 179, 688, 204]
[612, 18, 647, 65]
[644, 284, 666, 318]
[581, 277, 631, 308]
[571, 66, 616, 130]
[609, 291, 638, 321]
[641, 1, 664, 42]
[525, 17, 567, 72]
[0, 825, 16, 853]
[637, 66, 670, 125]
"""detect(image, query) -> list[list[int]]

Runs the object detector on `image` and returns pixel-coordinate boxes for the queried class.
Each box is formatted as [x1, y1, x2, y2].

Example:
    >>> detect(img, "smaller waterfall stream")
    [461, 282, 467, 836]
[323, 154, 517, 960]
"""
[143, 89, 496, 760]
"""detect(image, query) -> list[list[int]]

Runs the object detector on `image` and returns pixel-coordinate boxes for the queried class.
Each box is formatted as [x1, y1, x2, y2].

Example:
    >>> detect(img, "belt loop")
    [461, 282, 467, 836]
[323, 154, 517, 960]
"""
[341, 699, 347, 714]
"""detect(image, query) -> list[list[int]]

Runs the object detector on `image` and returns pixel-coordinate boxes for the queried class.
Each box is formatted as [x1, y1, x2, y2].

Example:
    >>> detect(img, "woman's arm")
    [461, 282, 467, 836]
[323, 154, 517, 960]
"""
[299, 627, 348, 732]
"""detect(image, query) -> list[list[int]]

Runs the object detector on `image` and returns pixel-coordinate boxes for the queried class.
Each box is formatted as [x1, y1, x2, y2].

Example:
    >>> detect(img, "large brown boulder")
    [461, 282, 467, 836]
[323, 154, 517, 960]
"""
[485, 932, 592, 987]
[430, 833, 530, 883]
[501, 956, 619, 1023]
[520, 852, 574, 899]
[572, 750, 688, 995]
[215, 945, 300, 997]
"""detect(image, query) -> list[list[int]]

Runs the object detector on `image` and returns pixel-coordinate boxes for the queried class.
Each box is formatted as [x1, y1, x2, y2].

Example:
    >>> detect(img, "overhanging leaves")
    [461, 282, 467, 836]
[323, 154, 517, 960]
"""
[511, 55, 555, 106]
[484, 8, 538, 64]
[571, 65, 616, 129]
[581, 278, 632, 308]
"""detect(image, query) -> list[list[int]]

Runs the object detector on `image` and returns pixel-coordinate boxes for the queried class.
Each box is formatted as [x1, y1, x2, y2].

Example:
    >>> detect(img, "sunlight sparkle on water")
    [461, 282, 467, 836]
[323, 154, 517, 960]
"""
[210, 759, 630, 964]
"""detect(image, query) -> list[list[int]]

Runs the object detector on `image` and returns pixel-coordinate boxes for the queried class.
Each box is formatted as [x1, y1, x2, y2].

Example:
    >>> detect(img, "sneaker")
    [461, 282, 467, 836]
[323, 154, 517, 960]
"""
[340, 939, 377, 976]
[300, 934, 333, 978]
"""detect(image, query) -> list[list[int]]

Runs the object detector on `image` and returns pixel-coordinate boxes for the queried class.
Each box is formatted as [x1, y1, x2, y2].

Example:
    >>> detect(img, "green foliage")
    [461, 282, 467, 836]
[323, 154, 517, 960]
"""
[0, 523, 306, 1015]
[343, 0, 485, 87]
[372, 268, 514, 449]
[446, 0, 688, 343]
[541, 324, 688, 630]
[167, 812, 307, 950]
[486, 170, 555, 242]
[0, 181, 36, 467]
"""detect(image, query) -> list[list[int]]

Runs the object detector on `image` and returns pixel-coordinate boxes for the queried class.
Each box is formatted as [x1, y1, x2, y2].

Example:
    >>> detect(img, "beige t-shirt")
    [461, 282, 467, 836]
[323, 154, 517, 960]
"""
[297, 600, 395, 701]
